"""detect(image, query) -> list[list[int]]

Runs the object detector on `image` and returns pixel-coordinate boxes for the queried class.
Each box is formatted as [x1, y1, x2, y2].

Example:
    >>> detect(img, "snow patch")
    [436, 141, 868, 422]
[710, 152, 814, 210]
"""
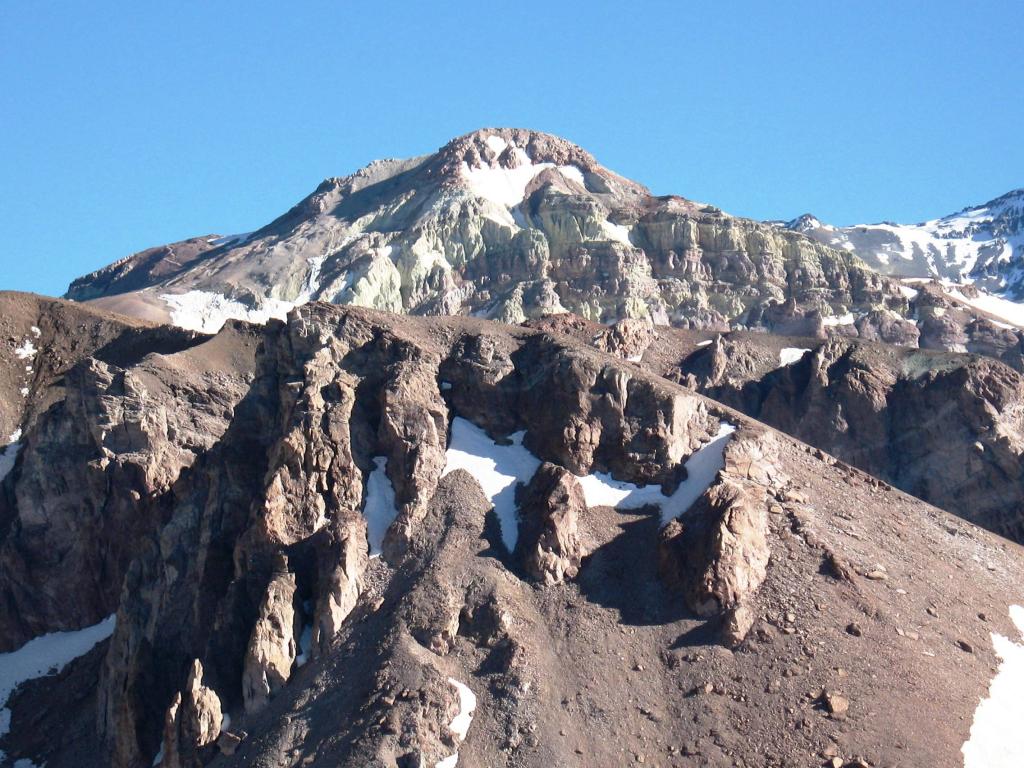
[434, 677, 477, 767]
[0, 442, 21, 483]
[29, 327, 40, 338]
[447, 678, 476, 741]
[946, 288, 1024, 328]
[484, 135, 508, 155]
[0, 615, 116, 743]
[559, 165, 586, 187]
[161, 291, 296, 334]
[363, 457, 399, 557]
[575, 423, 737, 527]
[461, 140, 587, 209]
[696, 340, 713, 347]
[962, 605, 1024, 767]
[209, 232, 254, 247]
[441, 418, 541, 552]
[600, 220, 633, 246]
[898, 284, 919, 300]
[821, 312, 855, 327]
[778, 347, 811, 367]
[13, 341, 36, 361]
[295, 624, 313, 668]
[461, 148, 547, 208]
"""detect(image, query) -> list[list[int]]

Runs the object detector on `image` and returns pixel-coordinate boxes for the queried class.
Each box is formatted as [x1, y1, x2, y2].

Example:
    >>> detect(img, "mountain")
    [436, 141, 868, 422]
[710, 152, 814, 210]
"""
[1, 296, 1023, 768]
[787, 189, 1024, 298]
[66, 128, 908, 336]
[3, 131, 1024, 768]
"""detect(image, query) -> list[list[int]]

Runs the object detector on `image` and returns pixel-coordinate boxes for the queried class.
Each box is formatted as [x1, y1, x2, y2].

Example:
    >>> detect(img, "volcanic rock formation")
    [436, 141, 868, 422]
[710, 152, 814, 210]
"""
[0, 297, 1022, 768]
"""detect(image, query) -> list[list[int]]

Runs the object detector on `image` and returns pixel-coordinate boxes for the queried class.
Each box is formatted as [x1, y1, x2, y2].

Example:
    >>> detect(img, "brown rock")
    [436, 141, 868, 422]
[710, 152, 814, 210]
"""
[159, 660, 222, 768]
[311, 513, 369, 658]
[242, 558, 300, 713]
[516, 463, 586, 583]
[658, 476, 770, 616]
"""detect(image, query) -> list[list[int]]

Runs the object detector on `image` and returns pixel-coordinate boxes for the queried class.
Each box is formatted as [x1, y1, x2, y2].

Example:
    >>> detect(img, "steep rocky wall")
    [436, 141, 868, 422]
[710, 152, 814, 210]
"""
[675, 334, 1024, 541]
[86, 305, 742, 766]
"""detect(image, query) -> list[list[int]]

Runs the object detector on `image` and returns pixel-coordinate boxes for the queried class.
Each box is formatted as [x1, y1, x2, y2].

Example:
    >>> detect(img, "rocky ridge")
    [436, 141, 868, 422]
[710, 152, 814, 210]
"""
[0, 297, 1022, 767]
[531, 312, 1024, 544]
[67, 128, 913, 339]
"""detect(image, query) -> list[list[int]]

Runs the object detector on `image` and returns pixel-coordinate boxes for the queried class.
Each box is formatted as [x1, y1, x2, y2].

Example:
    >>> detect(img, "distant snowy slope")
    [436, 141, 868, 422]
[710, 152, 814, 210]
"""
[786, 189, 1024, 299]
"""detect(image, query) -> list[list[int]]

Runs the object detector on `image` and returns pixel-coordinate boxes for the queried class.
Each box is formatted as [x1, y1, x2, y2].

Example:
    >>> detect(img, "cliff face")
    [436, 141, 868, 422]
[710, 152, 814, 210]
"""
[2, 299, 1023, 768]
[531, 314, 1024, 544]
[66, 129, 909, 337]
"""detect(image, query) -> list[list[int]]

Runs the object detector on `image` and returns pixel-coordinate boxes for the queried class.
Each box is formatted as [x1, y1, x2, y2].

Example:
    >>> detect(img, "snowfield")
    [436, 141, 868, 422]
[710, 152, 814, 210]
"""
[962, 605, 1024, 767]
[162, 290, 296, 334]
[778, 347, 811, 367]
[461, 134, 585, 209]
[795, 190, 1024, 296]
[0, 614, 116, 759]
[575, 423, 736, 527]
[442, 418, 540, 552]
[363, 456, 399, 556]
[945, 287, 1024, 328]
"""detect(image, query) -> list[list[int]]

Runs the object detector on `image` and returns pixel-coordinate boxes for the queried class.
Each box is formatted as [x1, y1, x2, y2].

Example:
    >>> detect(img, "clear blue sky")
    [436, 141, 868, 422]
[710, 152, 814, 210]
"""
[2, 1, 1021, 296]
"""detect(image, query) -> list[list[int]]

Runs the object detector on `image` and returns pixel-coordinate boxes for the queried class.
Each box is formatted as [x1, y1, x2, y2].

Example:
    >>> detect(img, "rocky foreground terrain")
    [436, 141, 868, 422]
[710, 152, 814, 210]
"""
[0, 293, 1023, 767]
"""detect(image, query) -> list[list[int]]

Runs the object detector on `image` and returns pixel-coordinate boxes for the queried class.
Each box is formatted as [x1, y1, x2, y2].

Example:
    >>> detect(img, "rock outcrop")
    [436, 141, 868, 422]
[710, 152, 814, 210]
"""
[515, 462, 585, 583]
[242, 557, 300, 713]
[159, 660, 223, 768]
[657, 430, 784, 616]
[667, 331, 1024, 542]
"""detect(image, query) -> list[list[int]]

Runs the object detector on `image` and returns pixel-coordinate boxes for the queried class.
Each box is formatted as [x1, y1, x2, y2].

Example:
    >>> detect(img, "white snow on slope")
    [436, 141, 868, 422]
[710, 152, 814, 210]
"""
[363, 457, 399, 556]
[295, 624, 313, 668]
[946, 288, 1024, 328]
[600, 220, 633, 246]
[461, 135, 585, 209]
[898, 284, 919, 300]
[13, 341, 36, 361]
[443, 417, 737, 544]
[162, 290, 297, 334]
[798, 191, 1024, 291]
[209, 232, 254, 248]
[447, 678, 477, 740]
[778, 347, 811, 367]
[434, 677, 477, 768]
[442, 418, 540, 552]
[962, 605, 1024, 768]
[575, 423, 737, 527]
[821, 312, 855, 327]
[0, 615, 116, 745]
[0, 441, 20, 483]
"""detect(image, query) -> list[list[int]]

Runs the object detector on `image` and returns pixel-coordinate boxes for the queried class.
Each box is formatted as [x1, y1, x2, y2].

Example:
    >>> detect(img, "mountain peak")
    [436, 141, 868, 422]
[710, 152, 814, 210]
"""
[65, 128, 903, 336]
[784, 213, 823, 232]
